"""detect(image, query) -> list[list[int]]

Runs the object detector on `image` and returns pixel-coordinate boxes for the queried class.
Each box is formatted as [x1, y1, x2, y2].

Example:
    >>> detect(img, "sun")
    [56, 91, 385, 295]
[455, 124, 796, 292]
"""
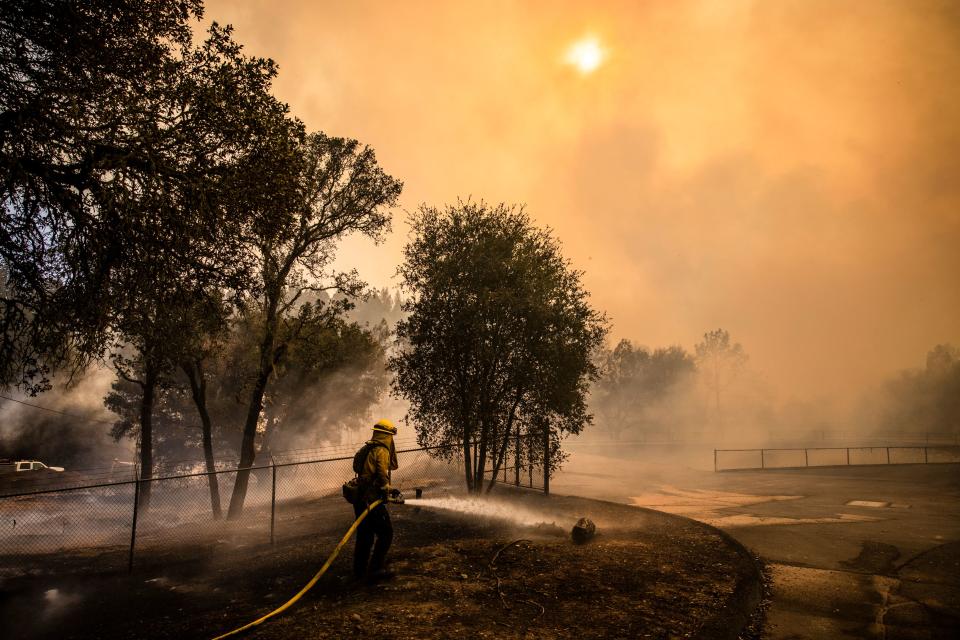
[565, 36, 605, 74]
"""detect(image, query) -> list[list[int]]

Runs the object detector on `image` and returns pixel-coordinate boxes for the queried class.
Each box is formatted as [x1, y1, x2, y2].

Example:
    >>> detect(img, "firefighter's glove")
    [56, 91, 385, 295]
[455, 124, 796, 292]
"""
[387, 488, 404, 504]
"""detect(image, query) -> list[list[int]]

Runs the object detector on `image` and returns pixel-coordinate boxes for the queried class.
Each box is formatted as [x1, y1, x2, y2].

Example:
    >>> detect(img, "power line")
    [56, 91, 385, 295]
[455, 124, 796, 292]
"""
[0, 394, 116, 425]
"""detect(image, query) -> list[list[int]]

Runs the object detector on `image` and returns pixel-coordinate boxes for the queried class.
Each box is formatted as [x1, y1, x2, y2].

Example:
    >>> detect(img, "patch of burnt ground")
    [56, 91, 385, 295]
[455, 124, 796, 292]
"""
[1, 490, 761, 639]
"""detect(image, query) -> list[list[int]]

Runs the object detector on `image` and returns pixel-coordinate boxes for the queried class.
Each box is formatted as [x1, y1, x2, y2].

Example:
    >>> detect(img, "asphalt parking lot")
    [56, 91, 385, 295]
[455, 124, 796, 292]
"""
[553, 451, 960, 639]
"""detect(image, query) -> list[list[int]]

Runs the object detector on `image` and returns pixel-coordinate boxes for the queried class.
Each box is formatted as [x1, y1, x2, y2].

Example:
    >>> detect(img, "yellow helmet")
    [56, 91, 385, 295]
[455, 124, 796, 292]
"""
[373, 418, 397, 435]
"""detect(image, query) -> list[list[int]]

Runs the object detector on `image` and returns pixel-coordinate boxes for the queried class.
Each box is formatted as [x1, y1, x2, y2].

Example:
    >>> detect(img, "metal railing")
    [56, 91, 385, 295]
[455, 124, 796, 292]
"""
[714, 445, 960, 471]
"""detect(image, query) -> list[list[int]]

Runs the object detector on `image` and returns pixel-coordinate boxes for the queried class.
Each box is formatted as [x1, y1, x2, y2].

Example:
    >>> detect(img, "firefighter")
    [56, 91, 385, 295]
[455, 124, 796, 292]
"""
[353, 418, 400, 580]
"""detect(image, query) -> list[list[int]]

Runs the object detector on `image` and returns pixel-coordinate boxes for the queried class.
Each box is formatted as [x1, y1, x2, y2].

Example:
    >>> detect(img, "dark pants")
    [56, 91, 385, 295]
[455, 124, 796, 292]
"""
[353, 501, 392, 577]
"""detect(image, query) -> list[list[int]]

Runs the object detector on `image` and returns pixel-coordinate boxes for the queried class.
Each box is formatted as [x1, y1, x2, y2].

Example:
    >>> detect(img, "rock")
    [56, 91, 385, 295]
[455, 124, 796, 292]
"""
[571, 517, 596, 544]
[350, 613, 362, 623]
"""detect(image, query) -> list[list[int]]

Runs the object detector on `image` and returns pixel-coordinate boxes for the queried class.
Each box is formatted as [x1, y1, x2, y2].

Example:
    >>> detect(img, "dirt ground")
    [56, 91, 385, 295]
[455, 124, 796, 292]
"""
[0, 489, 761, 639]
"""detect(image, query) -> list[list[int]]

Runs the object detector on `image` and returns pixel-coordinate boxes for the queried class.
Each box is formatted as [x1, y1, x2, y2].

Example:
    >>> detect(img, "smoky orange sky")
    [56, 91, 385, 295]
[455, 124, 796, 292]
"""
[207, 0, 959, 401]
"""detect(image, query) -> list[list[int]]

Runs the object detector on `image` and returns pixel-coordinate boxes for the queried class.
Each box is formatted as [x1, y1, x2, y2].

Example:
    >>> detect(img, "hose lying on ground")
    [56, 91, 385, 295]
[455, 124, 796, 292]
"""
[211, 498, 385, 640]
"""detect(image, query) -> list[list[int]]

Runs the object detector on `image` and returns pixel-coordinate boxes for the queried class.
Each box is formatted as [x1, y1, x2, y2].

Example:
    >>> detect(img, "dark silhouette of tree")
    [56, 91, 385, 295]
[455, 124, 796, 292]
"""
[96, 24, 292, 510]
[106, 363, 193, 476]
[881, 344, 960, 441]
[593, 340, 696, 440]
[1, 0, 295, 508]
[105, 297, 387, 516]
[341, 287, 407, 329]
[226, 133, 401, 518]
[694, 329, 747, 436]
[175, 294, 233, 519]
[252, 301, 388, 460]
[1, 2, 286, 394]
[390, 201, 607, 493]
[2, 3, 396, 517]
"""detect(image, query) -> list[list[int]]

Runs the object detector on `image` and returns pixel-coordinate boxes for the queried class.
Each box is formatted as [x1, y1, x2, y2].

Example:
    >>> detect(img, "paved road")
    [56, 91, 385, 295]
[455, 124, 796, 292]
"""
[553, 450, 960, 639]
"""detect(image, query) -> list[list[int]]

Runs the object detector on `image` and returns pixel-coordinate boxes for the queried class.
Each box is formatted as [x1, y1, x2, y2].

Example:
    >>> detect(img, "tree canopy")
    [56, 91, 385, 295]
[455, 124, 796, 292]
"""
[1, 0, 289, 393]
[226, 131, 402, 517]
[694, 328, 748, 434]
[881, 343, 960, 440]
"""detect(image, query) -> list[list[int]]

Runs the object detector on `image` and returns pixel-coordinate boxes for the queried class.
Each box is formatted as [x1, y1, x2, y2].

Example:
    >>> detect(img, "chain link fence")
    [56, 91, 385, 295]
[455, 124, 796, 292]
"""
[0, 439, 546, 577]
[481, 435, 546, 491]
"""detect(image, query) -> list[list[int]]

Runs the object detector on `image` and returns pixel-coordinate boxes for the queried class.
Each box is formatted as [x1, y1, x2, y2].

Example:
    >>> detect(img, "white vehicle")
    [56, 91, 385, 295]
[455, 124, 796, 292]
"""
[0, 460, 65, 473]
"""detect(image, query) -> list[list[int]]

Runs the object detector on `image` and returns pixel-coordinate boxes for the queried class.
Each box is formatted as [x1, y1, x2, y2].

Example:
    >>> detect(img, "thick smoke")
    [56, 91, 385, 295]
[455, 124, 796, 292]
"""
[0, 367, 132, 469]
[206, 0, 960, 422]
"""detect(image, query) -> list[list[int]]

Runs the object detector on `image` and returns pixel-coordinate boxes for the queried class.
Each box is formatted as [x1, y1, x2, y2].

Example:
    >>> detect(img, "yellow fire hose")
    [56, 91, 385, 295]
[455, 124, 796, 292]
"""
[211, 498, 385, 640]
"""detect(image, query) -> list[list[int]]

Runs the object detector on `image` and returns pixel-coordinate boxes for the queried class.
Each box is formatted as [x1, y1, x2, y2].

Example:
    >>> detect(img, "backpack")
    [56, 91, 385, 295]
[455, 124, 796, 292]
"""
[342, 441, 388, 504]
[352, 441, 387, 475]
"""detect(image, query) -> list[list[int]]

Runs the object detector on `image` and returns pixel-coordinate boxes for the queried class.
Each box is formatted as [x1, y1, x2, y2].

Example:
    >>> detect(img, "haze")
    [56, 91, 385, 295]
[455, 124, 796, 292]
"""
[208, 0, 960, 399]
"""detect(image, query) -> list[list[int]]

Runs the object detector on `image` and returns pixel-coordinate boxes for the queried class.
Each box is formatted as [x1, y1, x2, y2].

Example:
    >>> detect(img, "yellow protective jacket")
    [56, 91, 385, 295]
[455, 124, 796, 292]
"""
[359, 431, 399, 502]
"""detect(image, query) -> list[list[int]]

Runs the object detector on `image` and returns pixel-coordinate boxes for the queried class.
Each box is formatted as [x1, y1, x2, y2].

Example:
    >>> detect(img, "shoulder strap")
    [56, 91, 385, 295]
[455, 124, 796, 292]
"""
[353, 441, 388, 475]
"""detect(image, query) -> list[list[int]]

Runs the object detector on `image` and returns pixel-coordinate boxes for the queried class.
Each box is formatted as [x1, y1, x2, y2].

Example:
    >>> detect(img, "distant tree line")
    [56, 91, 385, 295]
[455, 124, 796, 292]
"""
[879, 344, 960, 440]
[591, 329, 748, 442]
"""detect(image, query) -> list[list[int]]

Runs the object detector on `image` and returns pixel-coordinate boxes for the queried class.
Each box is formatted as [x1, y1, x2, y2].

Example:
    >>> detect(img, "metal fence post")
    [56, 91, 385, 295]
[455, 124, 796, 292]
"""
[924, 446, 928, 464]
[128, 478, 140, 574]
[515, 435, 521, 486]
[846, 448, 850, 465]
[543, 420, 550, 497]
[804, 448, 809, 467]
[270, 462, 277, 545]
[886, 447, 891, 465]
[760, 449, 765, 469]
[714, 449, 717, 472]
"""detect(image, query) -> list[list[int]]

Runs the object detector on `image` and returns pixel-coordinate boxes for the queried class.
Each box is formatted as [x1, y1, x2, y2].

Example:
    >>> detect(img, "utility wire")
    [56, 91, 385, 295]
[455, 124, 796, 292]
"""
[0, 394, 116, 425]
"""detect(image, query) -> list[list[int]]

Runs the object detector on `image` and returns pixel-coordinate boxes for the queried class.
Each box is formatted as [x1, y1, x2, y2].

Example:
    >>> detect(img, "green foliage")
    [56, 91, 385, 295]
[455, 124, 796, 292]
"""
[390, 201, 608, 492]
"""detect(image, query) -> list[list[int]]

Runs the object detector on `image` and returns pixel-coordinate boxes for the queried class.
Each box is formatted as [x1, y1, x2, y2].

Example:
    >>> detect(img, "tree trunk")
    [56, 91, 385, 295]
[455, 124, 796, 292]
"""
[183, 361, 221, 519]
[228, 367, 271, 519]
[713, 356, 723, 439]
[485, 433, 512, 493]
[474, 418, 489, 494]
[486, 398, 521, 493]
[259, 405, 280, 464]
[228, 302, 281, 519]
[471, 433, 479, 491]
[542, 416, 551, 496]
[462, 432, 473, 492]
[138, 364, 157, 511]
[514, 423, 521, 486]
